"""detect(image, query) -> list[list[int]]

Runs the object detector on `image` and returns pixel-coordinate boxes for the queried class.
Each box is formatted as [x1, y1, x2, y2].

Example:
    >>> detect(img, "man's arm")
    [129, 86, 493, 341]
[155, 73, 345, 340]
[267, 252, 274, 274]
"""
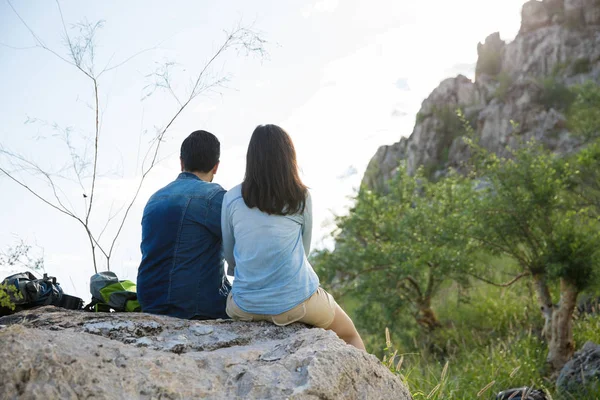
[205, 189, 226, 238]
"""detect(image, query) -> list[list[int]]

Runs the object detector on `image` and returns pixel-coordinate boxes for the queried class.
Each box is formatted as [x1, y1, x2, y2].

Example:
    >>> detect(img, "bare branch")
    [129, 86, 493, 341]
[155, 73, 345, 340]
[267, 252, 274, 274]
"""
[0, 147, 75, 215]
[6, 0, 77, 68]
[3, 6, 268, 273]
[0, 167, 76, 220]
[107, 26, 268, 262]
[467, 271, 531, 287]
[85, 78, 100, 226]
[0, 42, 37, 50]
[99, 46, 157, 77]
[97, 201, 126, 242]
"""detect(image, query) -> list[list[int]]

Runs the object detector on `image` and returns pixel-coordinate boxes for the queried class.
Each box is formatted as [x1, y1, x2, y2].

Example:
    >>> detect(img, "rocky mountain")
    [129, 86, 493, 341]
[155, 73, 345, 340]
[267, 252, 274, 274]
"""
[0, 307, 411, 399]
[362, 0, 600, 191]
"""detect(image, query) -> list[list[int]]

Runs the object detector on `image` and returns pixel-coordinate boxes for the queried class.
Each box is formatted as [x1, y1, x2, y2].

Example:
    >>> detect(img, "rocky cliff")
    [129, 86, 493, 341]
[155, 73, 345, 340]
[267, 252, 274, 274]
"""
[0, 307, 411, 399]
[362, 0, 600, 191]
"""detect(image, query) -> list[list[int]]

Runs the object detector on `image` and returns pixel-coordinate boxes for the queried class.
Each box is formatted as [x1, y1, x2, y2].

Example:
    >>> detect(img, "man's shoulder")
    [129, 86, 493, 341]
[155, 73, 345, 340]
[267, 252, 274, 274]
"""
[145, 179, 225, 209]
[170, 178, 225, 197]
[199, 181, 226, 198]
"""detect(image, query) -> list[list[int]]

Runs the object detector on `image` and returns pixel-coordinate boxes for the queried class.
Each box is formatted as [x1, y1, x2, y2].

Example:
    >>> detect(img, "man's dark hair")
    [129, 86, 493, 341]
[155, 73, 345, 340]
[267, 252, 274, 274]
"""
[180, 130, 220, 173]
[242, 124, 307, 215]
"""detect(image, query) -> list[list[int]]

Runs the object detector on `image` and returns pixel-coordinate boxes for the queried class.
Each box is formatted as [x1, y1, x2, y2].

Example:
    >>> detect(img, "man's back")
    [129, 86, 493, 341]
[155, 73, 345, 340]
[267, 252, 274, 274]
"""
[137, 172, 230, 319]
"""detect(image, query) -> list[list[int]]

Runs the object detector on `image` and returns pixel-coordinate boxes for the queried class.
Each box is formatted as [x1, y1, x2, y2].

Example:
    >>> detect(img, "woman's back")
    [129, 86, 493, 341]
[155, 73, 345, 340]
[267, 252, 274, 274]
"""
[221, 184, 319, 315]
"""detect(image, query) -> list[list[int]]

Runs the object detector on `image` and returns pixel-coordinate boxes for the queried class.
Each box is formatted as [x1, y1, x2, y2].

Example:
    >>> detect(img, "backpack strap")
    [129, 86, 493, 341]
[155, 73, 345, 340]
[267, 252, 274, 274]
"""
[83, 298, 113, 312]
[57, 294, 84, 310]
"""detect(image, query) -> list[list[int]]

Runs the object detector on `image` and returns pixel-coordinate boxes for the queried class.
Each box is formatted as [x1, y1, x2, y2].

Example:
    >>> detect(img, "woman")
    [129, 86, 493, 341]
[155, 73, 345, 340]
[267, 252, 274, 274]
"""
[221, 124, 365, 350]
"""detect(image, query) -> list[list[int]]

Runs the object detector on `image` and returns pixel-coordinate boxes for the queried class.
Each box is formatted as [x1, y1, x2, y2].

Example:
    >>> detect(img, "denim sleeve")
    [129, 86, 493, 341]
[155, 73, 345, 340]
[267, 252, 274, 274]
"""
[302, 191, 312, 257]
[205, 188, 226, 238]
[221, 194, 236, 275]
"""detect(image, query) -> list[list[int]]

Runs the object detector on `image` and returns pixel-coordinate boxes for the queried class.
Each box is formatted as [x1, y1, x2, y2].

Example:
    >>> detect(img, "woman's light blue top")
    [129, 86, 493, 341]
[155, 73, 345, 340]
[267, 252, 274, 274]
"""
[221, 184, 320, 315]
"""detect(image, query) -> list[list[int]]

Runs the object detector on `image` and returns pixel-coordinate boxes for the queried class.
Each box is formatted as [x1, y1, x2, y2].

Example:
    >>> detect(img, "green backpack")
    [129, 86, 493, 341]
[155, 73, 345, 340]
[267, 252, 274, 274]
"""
[85, 271, 141, 312]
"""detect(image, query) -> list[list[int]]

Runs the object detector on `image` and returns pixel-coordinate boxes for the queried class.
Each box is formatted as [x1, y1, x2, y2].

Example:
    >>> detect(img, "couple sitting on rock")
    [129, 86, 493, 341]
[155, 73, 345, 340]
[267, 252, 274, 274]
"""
[136, 125, 365, 350]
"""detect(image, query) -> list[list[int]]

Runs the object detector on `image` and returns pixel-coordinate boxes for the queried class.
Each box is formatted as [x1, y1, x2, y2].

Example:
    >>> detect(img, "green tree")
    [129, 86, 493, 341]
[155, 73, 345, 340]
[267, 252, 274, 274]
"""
[463, 139, 600, 372]
[313, 166, 476, 336]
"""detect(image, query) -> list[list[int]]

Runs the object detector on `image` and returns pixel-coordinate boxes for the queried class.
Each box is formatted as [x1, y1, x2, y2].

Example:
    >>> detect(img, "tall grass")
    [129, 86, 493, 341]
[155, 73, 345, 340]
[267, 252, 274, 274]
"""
[371, 275, 600, 399]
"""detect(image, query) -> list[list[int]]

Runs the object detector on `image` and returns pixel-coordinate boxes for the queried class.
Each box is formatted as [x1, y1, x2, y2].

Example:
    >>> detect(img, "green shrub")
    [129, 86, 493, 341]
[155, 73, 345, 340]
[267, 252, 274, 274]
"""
[536, 76, 576, 111]
[433, 106, 468, 140]
[551, 61, 570, 77]
[477, 49, 502, 78]
[572, 58, 591, 75]
[373, 267, 600, 399]
[568, 81, 600, 140]
[0, 283, 20, 310]
[494, 72, 514, 102]
[379, 277, 600, 399]
[398, 333, 548, 399]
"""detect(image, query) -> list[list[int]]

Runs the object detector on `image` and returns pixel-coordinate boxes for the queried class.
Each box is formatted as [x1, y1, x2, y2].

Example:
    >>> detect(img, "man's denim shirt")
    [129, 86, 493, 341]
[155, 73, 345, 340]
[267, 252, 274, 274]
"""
[137, 172, 230, 319]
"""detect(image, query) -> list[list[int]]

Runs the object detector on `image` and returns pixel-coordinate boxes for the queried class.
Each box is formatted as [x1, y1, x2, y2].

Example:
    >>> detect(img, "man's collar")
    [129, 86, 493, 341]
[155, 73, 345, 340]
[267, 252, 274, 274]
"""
[177, 172, 201, 181]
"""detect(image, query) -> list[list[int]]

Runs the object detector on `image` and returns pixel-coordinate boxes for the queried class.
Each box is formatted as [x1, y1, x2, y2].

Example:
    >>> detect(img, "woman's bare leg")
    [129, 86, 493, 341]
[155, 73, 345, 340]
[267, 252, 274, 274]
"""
[326, 304, 366, 351]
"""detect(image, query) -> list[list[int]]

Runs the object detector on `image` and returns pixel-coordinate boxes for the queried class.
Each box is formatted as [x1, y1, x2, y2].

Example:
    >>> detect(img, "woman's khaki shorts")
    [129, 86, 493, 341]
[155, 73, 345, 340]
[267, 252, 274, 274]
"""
[226, 287, 337, 329]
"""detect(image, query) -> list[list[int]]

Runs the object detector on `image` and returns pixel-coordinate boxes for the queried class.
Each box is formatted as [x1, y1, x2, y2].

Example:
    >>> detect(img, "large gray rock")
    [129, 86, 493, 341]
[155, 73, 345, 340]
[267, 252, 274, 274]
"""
[0, 307, 411, 400]
[475, 32, 506, 81]
[502, 26, 600, 80]
[520, 0, 552, 34]
[556, 341, 600, 395]
[361, 138, 408, 192]
[360, 0, 599, 192]
[565, 0, 600, 25]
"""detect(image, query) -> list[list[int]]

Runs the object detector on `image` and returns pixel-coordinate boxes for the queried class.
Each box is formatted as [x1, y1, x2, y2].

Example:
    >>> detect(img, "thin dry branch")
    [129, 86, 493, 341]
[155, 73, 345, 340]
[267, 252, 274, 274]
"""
[107, 27, 268, 262]
[4, 1, 268, 272]
[467, 271, 531, 287]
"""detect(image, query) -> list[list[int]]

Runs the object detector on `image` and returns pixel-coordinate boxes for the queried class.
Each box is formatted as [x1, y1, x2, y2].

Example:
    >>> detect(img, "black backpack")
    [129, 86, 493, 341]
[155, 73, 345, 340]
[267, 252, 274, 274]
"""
[496, 387, 548, 400]
[0, 271, 83, 316]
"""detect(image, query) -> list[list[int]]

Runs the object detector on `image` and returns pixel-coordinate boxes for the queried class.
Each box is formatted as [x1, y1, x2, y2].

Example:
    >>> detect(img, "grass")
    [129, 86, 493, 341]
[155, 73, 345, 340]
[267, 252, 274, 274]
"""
[333, 251, 600, 398]
[343, 258, 600, 399]
[391, 277, 550, 399]
[381, 302, 600, 399]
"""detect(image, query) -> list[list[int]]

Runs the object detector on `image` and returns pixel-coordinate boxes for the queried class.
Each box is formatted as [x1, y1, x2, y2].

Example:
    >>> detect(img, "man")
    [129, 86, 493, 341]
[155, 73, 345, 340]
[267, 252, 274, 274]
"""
[137, 130, 230, 319]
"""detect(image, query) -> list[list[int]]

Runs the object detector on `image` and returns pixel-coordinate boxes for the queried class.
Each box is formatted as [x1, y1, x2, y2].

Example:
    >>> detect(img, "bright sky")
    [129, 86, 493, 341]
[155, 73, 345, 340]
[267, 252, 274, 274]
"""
[0, 0, 525, 298]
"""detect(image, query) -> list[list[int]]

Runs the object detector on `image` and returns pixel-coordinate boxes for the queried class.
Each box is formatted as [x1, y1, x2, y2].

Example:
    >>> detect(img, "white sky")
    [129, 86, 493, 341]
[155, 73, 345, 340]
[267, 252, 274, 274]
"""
[0, 0, 525, 298]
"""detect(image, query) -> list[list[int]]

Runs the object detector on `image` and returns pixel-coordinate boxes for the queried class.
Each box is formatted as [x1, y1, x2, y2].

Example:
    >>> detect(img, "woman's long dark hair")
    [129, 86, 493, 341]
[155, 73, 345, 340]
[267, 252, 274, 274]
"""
[242, 124, 308, 215]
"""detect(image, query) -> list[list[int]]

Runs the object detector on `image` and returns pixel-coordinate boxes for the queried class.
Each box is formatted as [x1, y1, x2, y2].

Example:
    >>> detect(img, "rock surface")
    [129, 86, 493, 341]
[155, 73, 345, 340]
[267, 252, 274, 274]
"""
[362, 0, 600, 190]
[556, 341, 600, 394]
[0, 307, 411, 400]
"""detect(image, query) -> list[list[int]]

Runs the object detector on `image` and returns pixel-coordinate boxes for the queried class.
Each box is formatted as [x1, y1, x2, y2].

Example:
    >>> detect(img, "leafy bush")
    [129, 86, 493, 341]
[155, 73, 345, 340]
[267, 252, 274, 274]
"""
[0, 283, 20, 311]
[493, 72, 514, 102]
[568, 81, 600, 140]
[572, 58, 591, 75]
[432, 106, 463, 135]
[380, 277, 600, 399]
[536, 76, 576, 111]
[384, 277, 549, 399]
[476, 48, 502, 78]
